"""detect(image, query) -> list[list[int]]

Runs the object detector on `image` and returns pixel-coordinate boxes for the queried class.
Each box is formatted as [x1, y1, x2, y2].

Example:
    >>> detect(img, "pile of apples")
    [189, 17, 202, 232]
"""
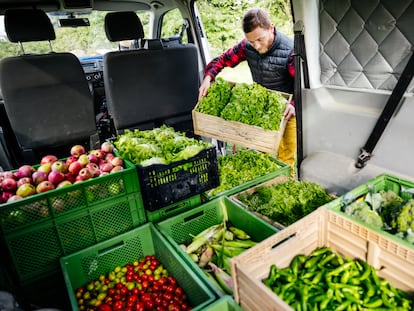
[0, 142, 124, 204]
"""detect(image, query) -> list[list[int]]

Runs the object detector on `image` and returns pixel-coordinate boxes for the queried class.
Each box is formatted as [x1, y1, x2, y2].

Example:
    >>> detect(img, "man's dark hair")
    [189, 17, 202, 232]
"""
[242, 8, 271, 33]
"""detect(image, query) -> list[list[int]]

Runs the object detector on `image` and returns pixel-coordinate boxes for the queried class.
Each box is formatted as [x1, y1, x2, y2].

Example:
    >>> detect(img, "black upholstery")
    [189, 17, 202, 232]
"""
[104, 11, 144, 42]
[103, 11, 198, 132]
[5, 9, 56, 43]
[0, 9, 97, 164]
[103, 45, 199, 131]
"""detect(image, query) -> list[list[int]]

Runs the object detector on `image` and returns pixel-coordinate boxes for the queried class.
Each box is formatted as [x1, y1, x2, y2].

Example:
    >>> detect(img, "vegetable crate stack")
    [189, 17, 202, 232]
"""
[0, 146, 146, 286]
[60, 223, 215, 311]
[156, 196, 279, 298]
[231, 207, 414, 311]
[192, 78, 291, 154]
[113, 126, 220, 217]
[327, 173, 414, 249]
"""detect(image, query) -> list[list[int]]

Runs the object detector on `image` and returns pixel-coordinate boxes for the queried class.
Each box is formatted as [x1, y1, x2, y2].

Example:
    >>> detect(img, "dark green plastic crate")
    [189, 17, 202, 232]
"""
[325, 173, 414, 249]
[4, 193, 145, 284]
[60, 223, 215, 311]
[156, 196, 279, 297]
[205, 155, 290, 201]
[136, 146, 219, 211]
[202, 295, 244, 311]
[146, 194, 202, 223]
[0, 159, 141, 234]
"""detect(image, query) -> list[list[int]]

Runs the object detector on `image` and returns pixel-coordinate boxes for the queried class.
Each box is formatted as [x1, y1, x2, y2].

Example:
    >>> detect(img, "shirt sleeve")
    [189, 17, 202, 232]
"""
[204, 39, 247, 80]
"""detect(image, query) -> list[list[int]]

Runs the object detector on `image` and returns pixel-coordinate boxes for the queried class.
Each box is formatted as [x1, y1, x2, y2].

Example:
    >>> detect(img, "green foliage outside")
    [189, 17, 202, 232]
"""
[197, 0, 293, 58]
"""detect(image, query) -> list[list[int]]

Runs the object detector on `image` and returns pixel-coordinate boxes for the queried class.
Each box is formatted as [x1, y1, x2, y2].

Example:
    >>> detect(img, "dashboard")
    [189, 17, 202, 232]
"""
[79, 55, 104, 88]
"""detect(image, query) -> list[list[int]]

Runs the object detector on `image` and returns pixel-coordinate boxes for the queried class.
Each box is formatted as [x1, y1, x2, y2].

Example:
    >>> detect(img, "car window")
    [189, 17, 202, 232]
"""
[161, 8, 188, 43]
[0, 10, 151, 60]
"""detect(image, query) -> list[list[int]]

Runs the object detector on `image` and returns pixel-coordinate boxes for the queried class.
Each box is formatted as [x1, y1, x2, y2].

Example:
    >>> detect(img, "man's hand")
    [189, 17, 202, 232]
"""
[283, 102, 296, 120]
[198, 76, 212, 102]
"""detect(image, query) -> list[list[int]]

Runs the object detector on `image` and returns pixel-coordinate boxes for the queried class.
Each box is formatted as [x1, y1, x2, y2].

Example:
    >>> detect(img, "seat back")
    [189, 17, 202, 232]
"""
[103, 11, 199, 132]
[0, 9, 97, 164]
[104, 45, 199, 131]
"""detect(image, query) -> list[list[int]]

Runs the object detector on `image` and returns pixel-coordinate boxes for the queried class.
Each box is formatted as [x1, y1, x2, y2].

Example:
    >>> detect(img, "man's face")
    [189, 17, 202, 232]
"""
[245, 24, 274, 54]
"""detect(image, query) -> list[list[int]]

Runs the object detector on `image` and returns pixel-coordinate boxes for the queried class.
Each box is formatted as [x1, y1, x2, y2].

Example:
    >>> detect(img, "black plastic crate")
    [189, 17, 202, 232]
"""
[137, 146, 219, 211]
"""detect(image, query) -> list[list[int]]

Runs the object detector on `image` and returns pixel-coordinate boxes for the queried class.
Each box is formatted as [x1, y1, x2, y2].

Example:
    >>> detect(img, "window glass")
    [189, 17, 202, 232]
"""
[161, 8, 188, 43]
[0, 10, 151, 60]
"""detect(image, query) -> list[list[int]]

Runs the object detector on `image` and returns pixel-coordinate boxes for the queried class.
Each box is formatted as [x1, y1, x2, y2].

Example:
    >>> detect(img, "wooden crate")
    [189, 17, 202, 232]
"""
[192, 102, 288, 155]
[231, 208, 414, 311]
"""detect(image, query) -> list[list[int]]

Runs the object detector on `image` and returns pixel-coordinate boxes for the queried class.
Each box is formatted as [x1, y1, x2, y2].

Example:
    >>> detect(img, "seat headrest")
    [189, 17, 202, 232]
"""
[5, 9, 56, 43]
[105, 11, 145, 42]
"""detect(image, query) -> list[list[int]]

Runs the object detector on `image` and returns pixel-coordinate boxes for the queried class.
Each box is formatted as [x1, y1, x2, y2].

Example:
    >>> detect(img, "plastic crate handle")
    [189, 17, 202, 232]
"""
[97, 241, 125, 256]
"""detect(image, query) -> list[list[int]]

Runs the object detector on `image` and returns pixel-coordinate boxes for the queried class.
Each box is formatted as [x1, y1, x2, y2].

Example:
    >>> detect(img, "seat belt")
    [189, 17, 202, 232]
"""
[293, 20, 309, 179]
[355, 52, 414, 169]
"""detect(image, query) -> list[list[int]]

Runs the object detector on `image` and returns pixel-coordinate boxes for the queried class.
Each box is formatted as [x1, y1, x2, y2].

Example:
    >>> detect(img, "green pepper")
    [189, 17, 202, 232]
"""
[363, 298, 383, 308]
[316, 252, 336, 268]
[326, 261, 354, 276]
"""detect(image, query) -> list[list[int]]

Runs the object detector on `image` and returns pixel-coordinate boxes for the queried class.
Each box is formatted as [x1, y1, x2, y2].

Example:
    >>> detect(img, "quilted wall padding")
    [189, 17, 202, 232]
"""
[319, 0, 414, 92]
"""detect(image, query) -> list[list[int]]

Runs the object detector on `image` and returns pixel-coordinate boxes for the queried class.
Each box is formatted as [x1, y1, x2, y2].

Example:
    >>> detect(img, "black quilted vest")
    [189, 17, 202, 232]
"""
[245, 28, 294, 93]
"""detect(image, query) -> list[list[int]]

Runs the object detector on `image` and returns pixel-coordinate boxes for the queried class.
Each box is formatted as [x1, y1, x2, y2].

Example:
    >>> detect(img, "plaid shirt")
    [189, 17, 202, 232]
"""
[204, 38, 295, 80]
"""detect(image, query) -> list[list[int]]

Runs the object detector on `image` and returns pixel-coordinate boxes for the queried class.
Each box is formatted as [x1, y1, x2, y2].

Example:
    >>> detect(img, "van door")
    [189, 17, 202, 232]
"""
[292, 0, 414, 195]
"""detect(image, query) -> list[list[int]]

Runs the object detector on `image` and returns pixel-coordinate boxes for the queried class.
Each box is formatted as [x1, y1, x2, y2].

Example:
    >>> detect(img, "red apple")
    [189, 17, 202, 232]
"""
[77, 168, 93, 181]
[2, 178, 17, 192]
[78, 154, 89, 166]
[86, 163, 100, 177]
[1, 191, 14, 203]
[70, 145, 86, 158]
[41, 155, 58, 165]
[110, 166, 123, 173]
[99, 162, 113, 173]
[37, 163, 52, 174]
[7, 195, 23, 203]
[65, 156, 78, 166]
[36, 180, 55, 193]
[51, 161, 68, 173]
[2, 171, 15, 180]
[16, 183, 36, 197]
[101, 142, 114, 153]
[91, 149, 105, 159]
[110, 157, 124, 167]
[57, 180, 72, 188]
[48, 170, 65, 185]
[99, 172, 109, 177]
[64, 173, 76, 184]
[105, 152, 115, 162]
[87, 153, 99, 164]
[15, 165, 35, 179]
[17, 177, 33, 188]
[68, 161, 83, 175]
[32, 171, 48, 185]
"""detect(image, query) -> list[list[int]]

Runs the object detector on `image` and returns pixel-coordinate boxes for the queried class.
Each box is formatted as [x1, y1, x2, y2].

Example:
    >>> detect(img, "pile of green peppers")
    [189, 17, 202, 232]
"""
[263, 247, 413, 310]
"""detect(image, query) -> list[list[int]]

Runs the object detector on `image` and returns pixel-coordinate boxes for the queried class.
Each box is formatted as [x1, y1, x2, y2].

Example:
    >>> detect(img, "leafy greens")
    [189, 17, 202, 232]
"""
[114, 125, 212, 166]
[237, 180, 333, 226]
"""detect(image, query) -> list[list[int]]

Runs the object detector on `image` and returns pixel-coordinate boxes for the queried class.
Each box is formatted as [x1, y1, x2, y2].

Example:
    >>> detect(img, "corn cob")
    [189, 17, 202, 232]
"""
[229, 226, 250, 240]
[185, 223, 225, 254]
[208, 262, 233, 294]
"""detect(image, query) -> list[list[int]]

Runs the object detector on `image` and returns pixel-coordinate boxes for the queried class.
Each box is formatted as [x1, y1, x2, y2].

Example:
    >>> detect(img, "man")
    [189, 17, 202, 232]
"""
[198, 8, 296, 176]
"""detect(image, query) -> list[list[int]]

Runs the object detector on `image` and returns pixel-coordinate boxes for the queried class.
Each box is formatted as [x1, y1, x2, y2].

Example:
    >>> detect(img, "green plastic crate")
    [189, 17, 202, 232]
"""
[146, 194, 202, 223]
[205, 156, 290, 201]
[0, 159, 141, 234]
[325, 173, 414, 249]
[60, 223, 215, 311]
[202, 296, 244, 311]
[3, 192, 145, 284]
[156, 196, 279, 297]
